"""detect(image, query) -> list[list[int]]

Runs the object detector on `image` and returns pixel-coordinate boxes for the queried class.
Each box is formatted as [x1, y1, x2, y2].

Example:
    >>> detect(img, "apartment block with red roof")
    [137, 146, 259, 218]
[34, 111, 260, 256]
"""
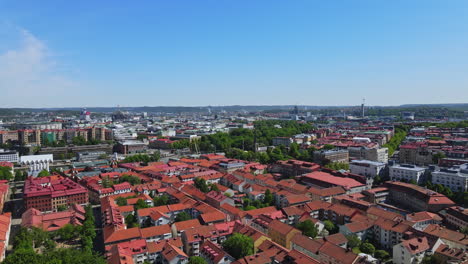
[393, 236, 443, 264]
[301, 171, 368, 194]
[22, 203, 85, 231]
[267, 219, 301, 249]
[385, 181, 455, 213]
[199, 240, 235, 264]
[24, 176, 88, 212]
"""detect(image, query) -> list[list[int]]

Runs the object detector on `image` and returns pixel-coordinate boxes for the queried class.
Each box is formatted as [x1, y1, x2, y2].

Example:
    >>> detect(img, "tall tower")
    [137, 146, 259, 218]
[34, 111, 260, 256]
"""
[361, 98, 365, 118]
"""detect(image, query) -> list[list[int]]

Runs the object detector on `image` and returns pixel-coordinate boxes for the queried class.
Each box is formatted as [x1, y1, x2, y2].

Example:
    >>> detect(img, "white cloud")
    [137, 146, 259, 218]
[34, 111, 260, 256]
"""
[0, 28, 77, 107]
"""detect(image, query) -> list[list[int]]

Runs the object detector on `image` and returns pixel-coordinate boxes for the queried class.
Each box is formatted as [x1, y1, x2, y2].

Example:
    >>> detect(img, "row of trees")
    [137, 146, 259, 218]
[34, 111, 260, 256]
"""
[324, 162, 349, 171]
[193, 120, 314, 153]
[423, 181, 467, 206]
[383, 125, 409, 156]
[347, 234, 390, 260]
[122, 152, 160, 163]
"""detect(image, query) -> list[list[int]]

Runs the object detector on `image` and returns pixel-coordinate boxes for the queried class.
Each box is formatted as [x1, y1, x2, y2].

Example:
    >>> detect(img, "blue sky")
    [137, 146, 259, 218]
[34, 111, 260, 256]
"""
[0, 0, 467, 107]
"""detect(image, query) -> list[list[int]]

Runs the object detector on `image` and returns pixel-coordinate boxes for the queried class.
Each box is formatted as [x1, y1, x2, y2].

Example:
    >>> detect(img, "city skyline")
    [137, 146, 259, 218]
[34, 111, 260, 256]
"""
[1, 1, 468, 107]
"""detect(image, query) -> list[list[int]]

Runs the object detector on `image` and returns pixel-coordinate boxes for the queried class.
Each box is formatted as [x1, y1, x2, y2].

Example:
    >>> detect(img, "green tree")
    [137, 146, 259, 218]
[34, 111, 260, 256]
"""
[374, 250, 390, 260]
[135, 199, 150, 210]
[57, 205, 68, 211]
[37, 169, 51, 177]
[325, 162, 349, 171]
[432, 152, 446, 164]
[359, 242, 375, 255]
[194, 177, 209, 193]
[460, 226, 468, 238]
[115, 197, 128, 206]
[323, 220, 338, 234]
[289, 143, 300, 158]
[244, 205, 257, 211]
[346, 234, 361, 249]
[210, 183, 220, 192]
[154, 194, 169, 206]
[57, 224, 78, 241]
[421, 255, 444, 264]
[72, 136, 87, 146]
[15, 170, 25, 181]
[296, 220, 318, 238]
[323, 144, 335, 150]
[222, 233, 254, 259]
[0, 166, 13, 180]
[119, 175, 141, 186]
[125, 214, 138, 228]
[263, 189, 274, 206]
[175, 212, 192, 222]
[188, 256, 207, 264]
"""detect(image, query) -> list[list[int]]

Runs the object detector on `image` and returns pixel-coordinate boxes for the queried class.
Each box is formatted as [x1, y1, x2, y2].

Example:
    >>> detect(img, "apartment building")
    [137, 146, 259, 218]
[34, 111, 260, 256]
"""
[350, 160, 386, 178]
[389, 164, 426, 184]
[431, 164, 468, 192]
[24, 175, 88, 212]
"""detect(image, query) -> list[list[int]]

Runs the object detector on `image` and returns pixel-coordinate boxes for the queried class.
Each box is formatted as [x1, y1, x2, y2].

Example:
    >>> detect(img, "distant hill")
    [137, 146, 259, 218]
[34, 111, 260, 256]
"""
[0, 103, 467, 115]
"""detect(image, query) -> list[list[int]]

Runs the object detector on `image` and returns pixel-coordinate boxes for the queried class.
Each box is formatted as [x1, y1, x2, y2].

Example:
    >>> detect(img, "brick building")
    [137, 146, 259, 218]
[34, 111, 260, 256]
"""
[24, 175, 88, 212]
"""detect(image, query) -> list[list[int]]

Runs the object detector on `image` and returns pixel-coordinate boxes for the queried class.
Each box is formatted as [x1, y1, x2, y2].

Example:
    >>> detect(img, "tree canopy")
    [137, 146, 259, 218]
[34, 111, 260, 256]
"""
[188, 256, 208, 264]
[296, 220, 318, 238]
[174, 212, 192, 222]
[37, 170, 51, 177]
[222, 233, 254, 259]
[0, 166, 13, 180]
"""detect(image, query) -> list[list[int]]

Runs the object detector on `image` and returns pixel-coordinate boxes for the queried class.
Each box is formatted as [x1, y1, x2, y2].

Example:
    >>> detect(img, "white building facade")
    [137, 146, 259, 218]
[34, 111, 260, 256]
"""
[20, 154, 53, 177]
[350, 160, 386, 178]
[389, 164, 426, 184]
[431, 164, 468, 192]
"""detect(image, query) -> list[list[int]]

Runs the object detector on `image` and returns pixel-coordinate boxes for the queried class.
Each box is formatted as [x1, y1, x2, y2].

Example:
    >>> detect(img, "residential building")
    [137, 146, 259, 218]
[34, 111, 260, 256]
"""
[21, 204, 86, 231]
[393, 236, 443, 264]
[199, 240, 234, 264]
[268, 160, 320, 177]
[431, 164, 468, 192]
[444, 206, 468, 230]
[0, 150, 19, 163]
[313, 149, 349, 164]
[301, 171, 368, 194]
[349, 160, 386, 178]
[348, 146, 389, 163]
[423, 224, 468, 249]
[114, 140, 148, 154]
[385, 181, 455, 213]
[23, 175, 89, 212]
[267, 219, 301, 249]
[389, 164, 426, 184]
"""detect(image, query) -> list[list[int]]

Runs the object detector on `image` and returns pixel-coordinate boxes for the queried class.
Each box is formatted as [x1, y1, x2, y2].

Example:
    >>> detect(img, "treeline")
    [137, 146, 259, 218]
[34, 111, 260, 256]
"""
[196, 120, 314, 153]
[418, 120, 468, 128]
[383, 125, 409, 156]
[122, 152, 160, 163]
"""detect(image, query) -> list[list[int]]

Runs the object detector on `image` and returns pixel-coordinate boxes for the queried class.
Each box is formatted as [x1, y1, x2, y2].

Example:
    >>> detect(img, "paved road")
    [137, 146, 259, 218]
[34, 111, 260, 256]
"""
[5, 181, 25, 252]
